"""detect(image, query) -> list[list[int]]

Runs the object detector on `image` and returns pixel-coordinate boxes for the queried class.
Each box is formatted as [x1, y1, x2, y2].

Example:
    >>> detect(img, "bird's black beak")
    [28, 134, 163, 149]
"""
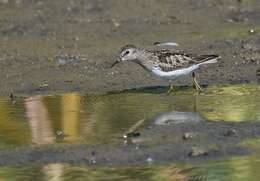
[110, 57, 121, 68]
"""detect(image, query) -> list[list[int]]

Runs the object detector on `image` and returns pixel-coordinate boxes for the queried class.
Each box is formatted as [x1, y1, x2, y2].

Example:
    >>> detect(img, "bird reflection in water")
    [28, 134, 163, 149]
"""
[153, 111, 204, 125]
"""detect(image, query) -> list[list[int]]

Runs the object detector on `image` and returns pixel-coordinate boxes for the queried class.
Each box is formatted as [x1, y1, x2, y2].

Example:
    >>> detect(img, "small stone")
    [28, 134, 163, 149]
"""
[188, 147, 208, 157]
[182, 132, 195, 140]
[112, 19, 120, 27]
[249, 29, 256, 35]
[224, 129, 237, 136]
[146, 157, 154, 164]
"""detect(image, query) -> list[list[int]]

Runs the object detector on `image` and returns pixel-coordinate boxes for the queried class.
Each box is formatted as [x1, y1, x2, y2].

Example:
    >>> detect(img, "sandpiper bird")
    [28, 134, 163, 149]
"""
[111, 44, 220, 93]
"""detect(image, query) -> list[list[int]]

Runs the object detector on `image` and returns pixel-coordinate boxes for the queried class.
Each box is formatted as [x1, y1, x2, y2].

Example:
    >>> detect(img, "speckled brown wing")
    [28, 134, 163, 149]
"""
[152, 49, 218, 72]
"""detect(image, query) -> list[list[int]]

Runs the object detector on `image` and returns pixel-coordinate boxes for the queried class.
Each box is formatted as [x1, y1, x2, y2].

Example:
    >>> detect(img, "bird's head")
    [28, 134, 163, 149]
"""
[111, 45, 138, 68]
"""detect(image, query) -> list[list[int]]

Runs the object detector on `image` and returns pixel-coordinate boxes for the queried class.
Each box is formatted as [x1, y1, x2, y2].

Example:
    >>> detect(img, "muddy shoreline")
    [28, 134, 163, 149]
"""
[0, 0, 259, 96]
[0, 120, 260, 167]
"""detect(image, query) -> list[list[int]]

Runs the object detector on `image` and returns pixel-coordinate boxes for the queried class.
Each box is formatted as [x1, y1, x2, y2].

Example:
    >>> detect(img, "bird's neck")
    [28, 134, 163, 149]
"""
[134, 50, 155, 71]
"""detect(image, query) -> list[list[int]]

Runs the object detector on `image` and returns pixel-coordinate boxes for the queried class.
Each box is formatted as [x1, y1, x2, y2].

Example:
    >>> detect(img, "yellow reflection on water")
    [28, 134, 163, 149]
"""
[1, 155, 260, 181]
[0, 163, 191, 181]
[0, 99, 30, 146]
[61, 93, 81, 142]
[25, 93, 84, 145]
[199, 84, 260, 122]
[0, 84, 259, 147]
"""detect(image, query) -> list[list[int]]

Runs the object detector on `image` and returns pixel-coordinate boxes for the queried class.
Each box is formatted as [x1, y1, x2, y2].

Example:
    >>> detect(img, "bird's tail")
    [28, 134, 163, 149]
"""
[197, 55, 220, 66]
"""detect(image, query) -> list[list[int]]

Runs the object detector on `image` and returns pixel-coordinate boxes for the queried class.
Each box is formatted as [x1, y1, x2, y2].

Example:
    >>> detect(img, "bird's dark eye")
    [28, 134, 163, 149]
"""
[121, 50, 130, 57]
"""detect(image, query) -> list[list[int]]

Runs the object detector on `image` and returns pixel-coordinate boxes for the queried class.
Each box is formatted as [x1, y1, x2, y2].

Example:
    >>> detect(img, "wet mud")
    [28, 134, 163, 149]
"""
[0, 0, 259, 96]
[0, 120, 260, 166]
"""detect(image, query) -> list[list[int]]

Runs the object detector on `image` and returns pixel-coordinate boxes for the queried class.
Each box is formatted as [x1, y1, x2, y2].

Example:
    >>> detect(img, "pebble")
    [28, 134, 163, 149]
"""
[249, 29, 256, 35]
[224, 129, 237, 136]
[182, 132, 195, 140]
[146, 157, 154, 164]
[188, 147, 208, 157]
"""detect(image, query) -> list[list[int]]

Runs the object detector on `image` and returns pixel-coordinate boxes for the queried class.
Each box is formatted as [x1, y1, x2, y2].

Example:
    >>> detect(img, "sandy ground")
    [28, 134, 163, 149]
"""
[0, 0, 259, 96]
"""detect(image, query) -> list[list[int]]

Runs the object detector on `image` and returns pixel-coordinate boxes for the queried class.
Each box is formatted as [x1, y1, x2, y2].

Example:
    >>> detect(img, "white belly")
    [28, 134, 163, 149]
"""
[151, 64, 199, 80]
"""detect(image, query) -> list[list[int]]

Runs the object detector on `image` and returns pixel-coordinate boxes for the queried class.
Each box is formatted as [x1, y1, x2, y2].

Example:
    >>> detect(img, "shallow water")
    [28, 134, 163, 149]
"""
[1, 154, 260, 181]
[0, 84, 259, 147]
[0, 84, 260, 180]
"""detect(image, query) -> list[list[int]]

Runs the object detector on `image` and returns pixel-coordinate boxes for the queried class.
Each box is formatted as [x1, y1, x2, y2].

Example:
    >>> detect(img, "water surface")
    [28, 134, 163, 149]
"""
[0, 84, 259, 147]
[0, 84, 260, 180]
[1, 154, 260, 181]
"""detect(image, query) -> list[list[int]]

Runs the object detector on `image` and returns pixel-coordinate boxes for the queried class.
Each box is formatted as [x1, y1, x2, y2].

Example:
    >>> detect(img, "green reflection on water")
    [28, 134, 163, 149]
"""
[187, 155, 260, 181]
[0, 84, 259, 147]
[200, 84, 260, 122]
[1, 155, 260, 181]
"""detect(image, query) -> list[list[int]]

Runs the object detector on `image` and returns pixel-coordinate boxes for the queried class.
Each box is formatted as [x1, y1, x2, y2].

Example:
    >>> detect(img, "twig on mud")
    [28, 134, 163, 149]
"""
[123, 118, 146, 138]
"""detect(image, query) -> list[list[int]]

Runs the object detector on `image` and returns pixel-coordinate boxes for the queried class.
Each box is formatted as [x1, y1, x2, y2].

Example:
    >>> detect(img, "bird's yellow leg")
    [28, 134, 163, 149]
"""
[167, 85, 175, 94]
[192, 72, 202, 91]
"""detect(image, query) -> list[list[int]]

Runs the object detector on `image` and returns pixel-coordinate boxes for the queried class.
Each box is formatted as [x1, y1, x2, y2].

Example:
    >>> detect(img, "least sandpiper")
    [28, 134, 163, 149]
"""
[111, 44, 220, 93]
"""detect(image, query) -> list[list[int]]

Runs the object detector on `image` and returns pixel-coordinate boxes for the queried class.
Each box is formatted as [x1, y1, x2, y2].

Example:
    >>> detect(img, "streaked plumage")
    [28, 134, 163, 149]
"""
[112, 44, 220, 91]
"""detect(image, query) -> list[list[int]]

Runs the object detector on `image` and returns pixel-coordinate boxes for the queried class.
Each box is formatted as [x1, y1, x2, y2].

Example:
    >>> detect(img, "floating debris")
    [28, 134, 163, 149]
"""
[188, 147, 208, 157]
[123, 118, 145, 138]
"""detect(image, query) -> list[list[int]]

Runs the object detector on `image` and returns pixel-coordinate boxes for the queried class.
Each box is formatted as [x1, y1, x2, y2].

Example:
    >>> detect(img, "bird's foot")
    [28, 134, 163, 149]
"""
[166, 85, 175, 95]
[192, 73, 202, 92]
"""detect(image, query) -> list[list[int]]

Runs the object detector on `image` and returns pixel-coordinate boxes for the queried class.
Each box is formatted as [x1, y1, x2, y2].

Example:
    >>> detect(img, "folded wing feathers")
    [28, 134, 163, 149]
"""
[157, 53, 219, 72]
[193, 54, 220, 63]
